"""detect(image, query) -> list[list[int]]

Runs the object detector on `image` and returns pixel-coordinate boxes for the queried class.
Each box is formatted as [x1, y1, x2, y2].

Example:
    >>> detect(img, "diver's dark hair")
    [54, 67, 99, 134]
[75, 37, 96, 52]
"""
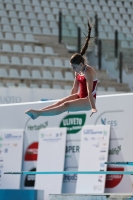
[70, 20, 92, 65]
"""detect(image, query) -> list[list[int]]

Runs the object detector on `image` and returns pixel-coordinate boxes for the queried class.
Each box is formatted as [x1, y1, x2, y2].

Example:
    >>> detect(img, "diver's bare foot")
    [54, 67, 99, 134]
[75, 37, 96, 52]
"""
[90, 108, 97, 117]
[25, 109, 39, 120]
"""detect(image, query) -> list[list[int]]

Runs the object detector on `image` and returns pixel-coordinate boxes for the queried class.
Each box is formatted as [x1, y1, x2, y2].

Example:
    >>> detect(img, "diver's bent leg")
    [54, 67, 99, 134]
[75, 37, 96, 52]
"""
[26, 98, 91, 120]
[39, 94, 79, 111]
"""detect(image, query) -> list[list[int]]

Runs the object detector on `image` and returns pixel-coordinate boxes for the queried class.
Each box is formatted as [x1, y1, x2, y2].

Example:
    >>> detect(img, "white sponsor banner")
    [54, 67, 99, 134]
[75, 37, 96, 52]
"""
[105, 133, 133, 192]
[22, 120, 48, 189]
[76, 125, 110, 193]
[22, 130, 40, 189]
[35, 128, 66, 199]
[0, 87, 119, 104]
[0, 93, 132, 193]
[0, 88, 71, 104]
[0, 129, 23, 189]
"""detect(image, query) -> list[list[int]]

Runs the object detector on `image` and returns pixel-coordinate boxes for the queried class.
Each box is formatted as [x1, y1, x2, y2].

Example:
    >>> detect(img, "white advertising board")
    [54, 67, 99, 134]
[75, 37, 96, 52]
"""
[0, 93, 132, 193]
[76, 125, 110, 193]
[0, 87, 118, 105]
[105, 134, 133, 193]
[0, 88, 71, 104]
[22, 130, 40, 189]
[0, 129, 23, 189]
[35, 128, 66, 199]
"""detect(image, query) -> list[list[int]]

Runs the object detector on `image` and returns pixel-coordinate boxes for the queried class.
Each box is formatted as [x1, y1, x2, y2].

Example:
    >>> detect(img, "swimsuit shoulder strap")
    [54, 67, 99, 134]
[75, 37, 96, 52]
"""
[84, 65, 98, 81]
[84, 65, 89, 73]
[84, 65, 90, 78]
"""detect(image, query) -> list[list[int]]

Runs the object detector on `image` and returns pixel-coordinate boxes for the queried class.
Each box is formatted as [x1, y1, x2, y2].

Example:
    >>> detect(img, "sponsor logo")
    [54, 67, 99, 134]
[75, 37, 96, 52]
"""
[24, 168, 36, 187]
[93, 142, 99, 147]
[41, 133, 52, 137]
[102, 142, 107, 146]
[4, 148, 8, 153]
[27, 121, 48, 131]
[101, 118, 118, 127]
[97, 137, 105, 140]
[43, 138, 61, 142]
[25, 142, 38, 161]
[91, 137, 95, 140]
[100, 163, 105, 168]
[0, 96, 21, 104]
[109, 145, 121, 155]
[0, 164, 3, 168]
[93, 185, 102, 191]
[13, 143, 18, 147]
[84, 137, 88, 141]
[66, 146, 80, 153]
[103, 131, 107, 136]
[100, 150, 106, 153]
[63, 174, 77, 182]
[4, 134, 22, 140]
[105, 167, 124, 188]
[42, 133, 62, 142]
[98, 176, 103, 182]
[84, 129, 102, 134]
[56, 133, 62, 137]
[41, 133, 44, 138]
[99, 155, 105, 160]
[60, 114, 86, 134]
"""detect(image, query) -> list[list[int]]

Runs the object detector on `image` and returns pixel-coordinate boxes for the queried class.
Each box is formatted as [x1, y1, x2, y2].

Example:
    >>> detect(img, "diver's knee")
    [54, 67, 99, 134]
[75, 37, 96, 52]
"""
[63, 102, 71, 111]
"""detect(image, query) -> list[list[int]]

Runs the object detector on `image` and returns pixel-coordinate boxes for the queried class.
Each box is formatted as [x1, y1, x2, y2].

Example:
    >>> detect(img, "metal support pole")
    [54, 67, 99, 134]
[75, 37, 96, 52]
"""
[95, 14, 98, 45]
[115, 30, 118, 59]
[59, 11, 62, 43]
[119, 52, 123, 83]
[77, 27, 81, 53]
[98, 40, 102, 70]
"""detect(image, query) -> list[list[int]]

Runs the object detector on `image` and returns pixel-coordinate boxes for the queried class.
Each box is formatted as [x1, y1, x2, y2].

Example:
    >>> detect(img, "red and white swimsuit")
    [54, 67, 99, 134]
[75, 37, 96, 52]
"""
[76, 66, 98, 99]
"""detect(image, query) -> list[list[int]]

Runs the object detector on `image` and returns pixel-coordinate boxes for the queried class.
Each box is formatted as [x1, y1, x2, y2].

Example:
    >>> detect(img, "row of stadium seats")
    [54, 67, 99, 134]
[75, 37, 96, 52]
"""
[0, 0, 133, 6]
[0, 17, 58, 28]
[0, 82, 72, 89]
[0, 2, 133, 16]
[0, 24, 59, 35]
[0, 20, 133, 40]
[0, 56, 71, 68]
[0, 81, 117, 92]
[0, 26, 132, 40]
[0, 11, 58, 21]
[0, 1, 132, 12]
[0, 44, 57, 55]
[0, 1, 133, 40]
[0, 32, 36, 42]
[0, 31, 132, 44]
[1, 8, 132, 25]
[1, 11, 133, 25]
[0, 68, 74, 80]
[121, 41, 133, 49]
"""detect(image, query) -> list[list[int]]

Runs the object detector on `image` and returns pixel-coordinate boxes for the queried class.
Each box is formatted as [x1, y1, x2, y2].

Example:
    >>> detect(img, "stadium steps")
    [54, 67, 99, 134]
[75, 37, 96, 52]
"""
[34, 35, 72, 57]
[102, 40, 133, 72]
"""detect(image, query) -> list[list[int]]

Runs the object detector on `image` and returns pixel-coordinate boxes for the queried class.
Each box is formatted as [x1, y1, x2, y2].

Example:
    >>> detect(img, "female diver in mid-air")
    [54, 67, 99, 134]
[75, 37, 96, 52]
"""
[25, 21, 98, 120]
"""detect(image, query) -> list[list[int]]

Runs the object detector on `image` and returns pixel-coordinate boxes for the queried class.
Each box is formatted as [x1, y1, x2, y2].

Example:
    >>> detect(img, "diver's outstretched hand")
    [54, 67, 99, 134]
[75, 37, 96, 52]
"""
[25, 109, 39, 120]
[90, 108, 97, 117]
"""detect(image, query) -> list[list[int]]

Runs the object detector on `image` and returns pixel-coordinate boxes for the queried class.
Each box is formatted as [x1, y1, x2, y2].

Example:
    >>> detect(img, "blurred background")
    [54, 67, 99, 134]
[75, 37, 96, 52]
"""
[0, 0, 132, 103]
